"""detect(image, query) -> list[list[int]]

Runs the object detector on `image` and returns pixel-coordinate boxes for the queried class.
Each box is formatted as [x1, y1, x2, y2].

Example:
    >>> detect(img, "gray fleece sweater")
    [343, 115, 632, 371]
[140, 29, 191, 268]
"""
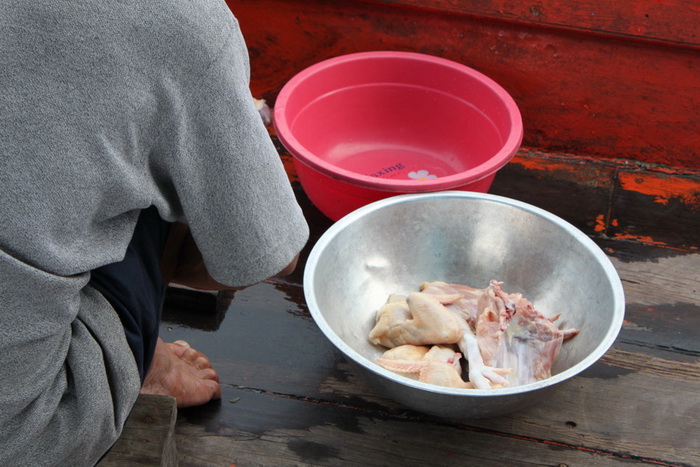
[0, 1, 309, 464]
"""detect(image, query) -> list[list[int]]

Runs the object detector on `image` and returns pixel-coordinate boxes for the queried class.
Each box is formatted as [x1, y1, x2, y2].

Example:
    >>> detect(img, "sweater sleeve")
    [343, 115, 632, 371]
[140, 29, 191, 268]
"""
[150, 14, 309, 287]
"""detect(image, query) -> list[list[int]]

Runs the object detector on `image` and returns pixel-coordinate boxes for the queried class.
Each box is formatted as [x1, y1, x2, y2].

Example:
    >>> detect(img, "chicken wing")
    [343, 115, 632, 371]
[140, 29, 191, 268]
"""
[377, 345, 474, 389]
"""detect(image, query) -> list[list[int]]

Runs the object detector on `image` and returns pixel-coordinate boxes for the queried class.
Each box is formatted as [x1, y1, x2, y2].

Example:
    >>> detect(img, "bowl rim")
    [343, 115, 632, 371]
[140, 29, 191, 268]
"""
[303, 191, 626, 397]
[274, 51, 524, 192]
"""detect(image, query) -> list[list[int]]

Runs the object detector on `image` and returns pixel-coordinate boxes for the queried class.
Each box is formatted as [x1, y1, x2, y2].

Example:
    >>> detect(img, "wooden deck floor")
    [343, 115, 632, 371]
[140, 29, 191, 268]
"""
[140, 142, 698, 466]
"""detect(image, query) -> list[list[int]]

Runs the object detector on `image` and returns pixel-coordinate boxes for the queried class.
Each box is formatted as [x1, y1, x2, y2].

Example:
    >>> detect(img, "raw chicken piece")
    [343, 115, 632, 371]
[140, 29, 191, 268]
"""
[368, 294, 410, 347]
[474, 281, 519, 366]
[376, 344, 431, 381]
[368, 292, 463, 348]
[420, 281, 511, 389]
[369, 280, 579, 390]
[476, 281, 580, 386]
[377, 345, 474, 389]
[381, 344, 432, 362]
[419, 281, 484, 329]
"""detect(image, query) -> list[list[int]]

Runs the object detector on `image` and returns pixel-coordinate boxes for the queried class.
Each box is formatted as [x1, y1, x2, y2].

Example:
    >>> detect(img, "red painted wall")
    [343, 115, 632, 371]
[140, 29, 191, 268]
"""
[227, 0, 699, 169]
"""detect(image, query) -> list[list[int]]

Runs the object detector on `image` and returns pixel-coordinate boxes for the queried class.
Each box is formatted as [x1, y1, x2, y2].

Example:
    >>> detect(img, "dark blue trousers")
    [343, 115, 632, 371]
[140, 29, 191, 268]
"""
[88, 207, 170, 382]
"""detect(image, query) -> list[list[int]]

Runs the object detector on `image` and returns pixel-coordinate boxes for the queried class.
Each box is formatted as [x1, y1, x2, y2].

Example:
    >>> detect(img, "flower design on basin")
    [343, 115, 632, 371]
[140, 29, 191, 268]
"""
[408, 170, 438, 180]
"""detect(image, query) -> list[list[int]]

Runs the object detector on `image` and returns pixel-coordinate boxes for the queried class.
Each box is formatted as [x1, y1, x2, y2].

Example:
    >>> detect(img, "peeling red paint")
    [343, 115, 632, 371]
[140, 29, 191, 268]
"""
[594, 214, 606, 232]
[499, 150, 620, 191]
[510, 151, 613, 185]
[618, 171, 700, 210]
[613, 233, 667, 246]
[611, 233, 698, 252]
[510, 154, 582, 174]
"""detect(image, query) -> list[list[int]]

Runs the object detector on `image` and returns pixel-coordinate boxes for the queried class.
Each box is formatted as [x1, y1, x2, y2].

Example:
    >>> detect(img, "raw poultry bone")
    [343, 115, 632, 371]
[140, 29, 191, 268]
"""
[369, 280, 579, 390]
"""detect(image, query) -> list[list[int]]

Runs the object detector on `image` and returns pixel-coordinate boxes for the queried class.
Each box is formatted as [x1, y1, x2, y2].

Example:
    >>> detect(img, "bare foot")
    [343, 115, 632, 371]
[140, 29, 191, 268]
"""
[140, 338, 222, 408]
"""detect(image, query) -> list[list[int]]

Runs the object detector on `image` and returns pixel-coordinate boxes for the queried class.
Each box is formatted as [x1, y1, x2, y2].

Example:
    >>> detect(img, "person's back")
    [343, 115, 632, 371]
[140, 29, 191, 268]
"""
[0, 1, 308, 464]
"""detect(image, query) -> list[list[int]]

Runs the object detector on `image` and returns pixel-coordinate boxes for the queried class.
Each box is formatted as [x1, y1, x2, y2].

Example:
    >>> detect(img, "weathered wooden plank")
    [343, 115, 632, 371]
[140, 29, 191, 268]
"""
[173, 386, 658, 467]
[609, 250, 700, 356]
[99, 394, 178, 467]
[608, 169, 700, 251]
[168, 351, 699, 466]
[472, 356, 700, 466]
[228, 0, 700, 169]
[365, 0, 700, 46]
[490, 150, 618, 235]
[600, 347, 699, 379]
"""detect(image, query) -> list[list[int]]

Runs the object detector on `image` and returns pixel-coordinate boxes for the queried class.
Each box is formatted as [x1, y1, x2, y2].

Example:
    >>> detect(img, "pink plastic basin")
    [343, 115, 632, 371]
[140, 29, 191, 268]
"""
[274, 51, 523, 220]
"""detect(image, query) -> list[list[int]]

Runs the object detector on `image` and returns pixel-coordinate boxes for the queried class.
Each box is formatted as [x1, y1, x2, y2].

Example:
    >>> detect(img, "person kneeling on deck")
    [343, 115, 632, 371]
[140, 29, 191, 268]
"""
[0, 1, 309, 465]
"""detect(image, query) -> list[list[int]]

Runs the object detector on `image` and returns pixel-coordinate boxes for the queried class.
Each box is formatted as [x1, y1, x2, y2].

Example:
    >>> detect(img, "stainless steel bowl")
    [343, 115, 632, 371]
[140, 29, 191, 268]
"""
[304, 191, 625, 419]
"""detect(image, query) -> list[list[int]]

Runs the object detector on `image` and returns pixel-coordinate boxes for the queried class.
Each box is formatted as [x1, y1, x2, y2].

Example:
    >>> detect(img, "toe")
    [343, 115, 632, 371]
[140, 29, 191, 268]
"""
[199, 367, 219, 382]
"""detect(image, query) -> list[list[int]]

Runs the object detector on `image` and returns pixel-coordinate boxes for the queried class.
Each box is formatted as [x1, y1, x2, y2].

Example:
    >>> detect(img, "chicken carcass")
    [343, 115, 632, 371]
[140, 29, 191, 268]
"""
[476, 281, 580, 386]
